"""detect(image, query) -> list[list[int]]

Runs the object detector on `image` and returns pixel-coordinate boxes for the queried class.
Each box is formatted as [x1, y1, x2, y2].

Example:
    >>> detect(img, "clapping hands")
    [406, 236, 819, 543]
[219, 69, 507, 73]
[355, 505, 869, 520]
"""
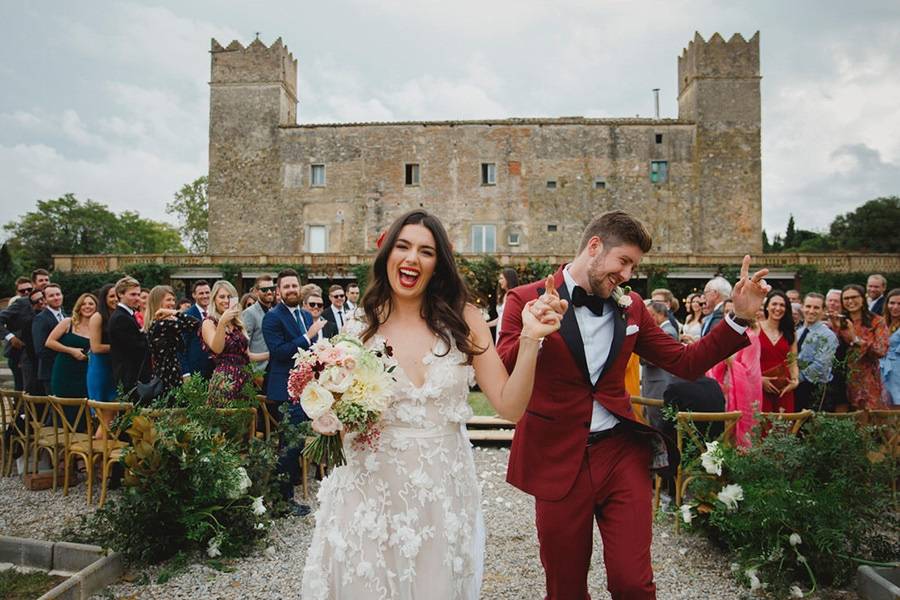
[521, 276, 568, 339]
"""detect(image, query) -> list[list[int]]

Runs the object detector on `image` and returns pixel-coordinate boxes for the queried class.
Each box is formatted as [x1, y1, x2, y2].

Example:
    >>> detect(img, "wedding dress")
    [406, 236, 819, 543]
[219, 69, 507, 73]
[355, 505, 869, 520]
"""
[301, 316, 485, 599]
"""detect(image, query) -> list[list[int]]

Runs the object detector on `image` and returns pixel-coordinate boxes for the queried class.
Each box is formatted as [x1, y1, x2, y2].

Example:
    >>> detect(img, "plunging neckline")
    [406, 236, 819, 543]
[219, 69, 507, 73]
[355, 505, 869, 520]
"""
[375, 333, 440, 390]
[761, 326, 783, 346]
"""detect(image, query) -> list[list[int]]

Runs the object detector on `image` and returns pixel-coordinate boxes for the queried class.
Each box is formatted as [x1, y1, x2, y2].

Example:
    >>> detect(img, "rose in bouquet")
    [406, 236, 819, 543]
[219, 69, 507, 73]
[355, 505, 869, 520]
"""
[287, 333, 396, 467]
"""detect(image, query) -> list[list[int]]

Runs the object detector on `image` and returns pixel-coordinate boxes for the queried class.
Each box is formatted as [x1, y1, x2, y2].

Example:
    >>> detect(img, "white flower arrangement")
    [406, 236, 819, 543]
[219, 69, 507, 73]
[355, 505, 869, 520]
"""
[789, 585, 804, 598]
[716, 483, 744, 510]
[251, 496, 266, 516]
[789, 533, 802, 546]
[746, 567, 761, 591]
[680, 504, 694, 524]
[700, 441, 724, 476]
[206, 536, 222, 558]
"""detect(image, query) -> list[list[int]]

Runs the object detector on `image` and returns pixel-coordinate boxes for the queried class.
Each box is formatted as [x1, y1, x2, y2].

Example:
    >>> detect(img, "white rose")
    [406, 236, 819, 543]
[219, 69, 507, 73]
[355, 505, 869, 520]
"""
[789, 585, 804, 598]
[717, 483, 744, 510]
[319, 365, 355, 393]
[251, 496, 266, 516]
[789, 533, 802, 546]
[228, 466, 252, 499]
[700, 441, 723, 475]
[618, 294, 633, 308]
[680, 504, 693, 524]
[207, 537, 222, 558]
[300, 381, 336, 419]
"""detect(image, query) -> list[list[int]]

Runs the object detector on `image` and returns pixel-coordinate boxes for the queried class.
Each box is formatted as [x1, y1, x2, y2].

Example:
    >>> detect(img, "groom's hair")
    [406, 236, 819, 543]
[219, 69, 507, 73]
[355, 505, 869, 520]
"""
[577, 211, 653, 254]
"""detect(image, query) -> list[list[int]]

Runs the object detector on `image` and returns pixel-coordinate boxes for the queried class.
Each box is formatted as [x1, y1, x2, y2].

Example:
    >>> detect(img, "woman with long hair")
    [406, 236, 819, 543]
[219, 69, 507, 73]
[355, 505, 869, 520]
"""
[486, 268, 519, 342]
[45, 293, 97, 399]
[87, 284, 118, 402]
[681, 292, 705, 343]
[759, 290, 799, 412]
[200, 280, 264, 401]
[301, 210, 562, 599]
[145, 285, 200, 397]
[830, 283, 889, 410]
[881, 288, 900, 407]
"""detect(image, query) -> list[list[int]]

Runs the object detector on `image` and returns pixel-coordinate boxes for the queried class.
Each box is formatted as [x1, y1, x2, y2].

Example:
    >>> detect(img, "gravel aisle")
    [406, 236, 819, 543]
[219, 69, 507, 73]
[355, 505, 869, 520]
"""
[2, 448, 748, 599]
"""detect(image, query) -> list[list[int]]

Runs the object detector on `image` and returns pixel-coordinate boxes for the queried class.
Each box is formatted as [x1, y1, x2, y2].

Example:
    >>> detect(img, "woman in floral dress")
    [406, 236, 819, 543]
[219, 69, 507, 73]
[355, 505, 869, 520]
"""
[200, 280, 267, 402]
[145, 285, 200, 396]
[829, 284, 889, 409]
[301, 210, 563, 599]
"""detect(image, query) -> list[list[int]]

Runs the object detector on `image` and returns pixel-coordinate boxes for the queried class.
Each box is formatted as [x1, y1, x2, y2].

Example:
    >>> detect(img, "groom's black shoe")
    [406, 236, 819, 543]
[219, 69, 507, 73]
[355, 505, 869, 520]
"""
[290, 502, 312, 517]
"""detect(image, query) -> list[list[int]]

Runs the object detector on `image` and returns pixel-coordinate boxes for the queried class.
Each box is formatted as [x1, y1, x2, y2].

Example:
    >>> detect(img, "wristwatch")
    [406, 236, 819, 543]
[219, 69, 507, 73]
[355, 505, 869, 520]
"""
[727, 311, 751, 327]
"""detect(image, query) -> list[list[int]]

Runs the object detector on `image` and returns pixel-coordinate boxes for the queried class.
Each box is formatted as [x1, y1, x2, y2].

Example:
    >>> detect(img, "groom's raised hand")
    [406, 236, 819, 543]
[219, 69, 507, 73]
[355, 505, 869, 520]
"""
[732, 255, 771, 320]
[534, 275, 568, 319]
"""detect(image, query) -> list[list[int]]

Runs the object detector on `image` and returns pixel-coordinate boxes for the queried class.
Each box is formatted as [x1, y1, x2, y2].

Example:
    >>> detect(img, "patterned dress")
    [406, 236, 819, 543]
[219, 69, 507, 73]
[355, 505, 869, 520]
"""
[841, 315, 890, 409]
[301, 316, 484, 599]
[148, 313, 200, 395]
[200, 316, 251, 403]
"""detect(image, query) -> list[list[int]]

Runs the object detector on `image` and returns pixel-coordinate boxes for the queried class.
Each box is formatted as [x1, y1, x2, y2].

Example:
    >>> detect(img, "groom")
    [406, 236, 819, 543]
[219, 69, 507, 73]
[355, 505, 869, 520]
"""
[497, 211, 769, 599]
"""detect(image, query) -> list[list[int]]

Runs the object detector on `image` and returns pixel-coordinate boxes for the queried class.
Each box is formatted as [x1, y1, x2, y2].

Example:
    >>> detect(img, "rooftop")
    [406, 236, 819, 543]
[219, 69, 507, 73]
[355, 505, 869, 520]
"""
[281, 117, 694, 129]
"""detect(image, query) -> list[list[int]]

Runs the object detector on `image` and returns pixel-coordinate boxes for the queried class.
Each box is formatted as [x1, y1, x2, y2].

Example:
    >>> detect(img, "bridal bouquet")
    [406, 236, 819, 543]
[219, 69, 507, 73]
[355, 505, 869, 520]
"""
[287, 333, 397, 467]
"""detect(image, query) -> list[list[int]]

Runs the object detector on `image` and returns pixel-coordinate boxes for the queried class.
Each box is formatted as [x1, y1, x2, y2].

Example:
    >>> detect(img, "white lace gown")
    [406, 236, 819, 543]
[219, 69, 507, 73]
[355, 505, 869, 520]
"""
[301, 323, 485, 600]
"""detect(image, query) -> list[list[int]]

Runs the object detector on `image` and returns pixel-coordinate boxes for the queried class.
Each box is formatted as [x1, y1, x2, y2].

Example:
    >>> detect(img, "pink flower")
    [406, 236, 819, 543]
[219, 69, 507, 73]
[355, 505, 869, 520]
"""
[287, 362, 314, 402]
[318, 346, 347, 367]
[340, 355, 357, 370]
[312, 412, 343, 436]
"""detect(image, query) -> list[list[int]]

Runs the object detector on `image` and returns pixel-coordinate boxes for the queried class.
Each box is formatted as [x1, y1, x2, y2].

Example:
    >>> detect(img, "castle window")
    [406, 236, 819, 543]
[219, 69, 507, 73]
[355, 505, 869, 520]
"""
[650, 160, 668, 184]
[507, 232, 521, 246]
[307, 225, 327, 253]
[547, 224, 558, 232]
[405, 163, 420, 186]
[594, 177, 607, 190]
[471, 224, 496, 253]
[481, 163, 496, 186]
[310, 164, 326, 187]
[546, 180, 557, 190]
[655, 133, 663, 144]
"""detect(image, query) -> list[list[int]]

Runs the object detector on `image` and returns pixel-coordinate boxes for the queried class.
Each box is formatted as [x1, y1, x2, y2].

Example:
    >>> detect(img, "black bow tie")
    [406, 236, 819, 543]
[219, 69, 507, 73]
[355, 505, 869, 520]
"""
[571, 286, 604, 316]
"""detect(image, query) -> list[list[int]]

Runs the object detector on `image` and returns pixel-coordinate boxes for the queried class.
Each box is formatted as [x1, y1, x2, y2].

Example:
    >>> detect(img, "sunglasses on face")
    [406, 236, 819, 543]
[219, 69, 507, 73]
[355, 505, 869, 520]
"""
[307, 302, 324, 308]
[259, 286, 276, 293]
[18, 287, 33, 295]
[331, 294, 345, 299]
[31, 297, 44, 305]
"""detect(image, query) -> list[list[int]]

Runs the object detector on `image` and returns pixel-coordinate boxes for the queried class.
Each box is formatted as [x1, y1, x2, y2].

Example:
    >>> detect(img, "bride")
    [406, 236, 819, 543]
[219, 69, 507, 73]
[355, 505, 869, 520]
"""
[301, 210, 564, 599]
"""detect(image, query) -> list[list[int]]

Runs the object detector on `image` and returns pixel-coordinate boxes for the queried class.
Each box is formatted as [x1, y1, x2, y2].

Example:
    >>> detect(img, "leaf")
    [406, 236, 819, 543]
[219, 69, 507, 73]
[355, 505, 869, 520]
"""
[866, 450, 885, 464]
[697, 503, 714, 514]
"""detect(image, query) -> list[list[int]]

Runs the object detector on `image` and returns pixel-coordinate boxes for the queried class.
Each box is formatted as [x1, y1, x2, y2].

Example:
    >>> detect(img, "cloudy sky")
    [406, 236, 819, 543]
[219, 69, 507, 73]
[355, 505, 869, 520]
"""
[2, 0, 899, 241]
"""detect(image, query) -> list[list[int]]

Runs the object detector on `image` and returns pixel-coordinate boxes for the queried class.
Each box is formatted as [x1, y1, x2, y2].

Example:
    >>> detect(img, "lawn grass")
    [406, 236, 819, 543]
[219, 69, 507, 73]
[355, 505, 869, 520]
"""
[0, 569, 66, 600]
[468, 391, 496, 416]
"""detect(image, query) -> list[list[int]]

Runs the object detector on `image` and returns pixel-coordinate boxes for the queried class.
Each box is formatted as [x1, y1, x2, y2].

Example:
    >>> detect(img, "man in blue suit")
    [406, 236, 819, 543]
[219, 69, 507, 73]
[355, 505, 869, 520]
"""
[263, 268, 325, 515]
[180, 280, 213, 380]
[32, 283, 66, 395]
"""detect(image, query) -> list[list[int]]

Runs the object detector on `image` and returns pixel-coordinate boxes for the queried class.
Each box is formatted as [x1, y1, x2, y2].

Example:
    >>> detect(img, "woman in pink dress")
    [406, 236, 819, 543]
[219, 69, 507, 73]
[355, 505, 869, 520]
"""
[759, 290, 799, 413]
[707, 319, 761, 447]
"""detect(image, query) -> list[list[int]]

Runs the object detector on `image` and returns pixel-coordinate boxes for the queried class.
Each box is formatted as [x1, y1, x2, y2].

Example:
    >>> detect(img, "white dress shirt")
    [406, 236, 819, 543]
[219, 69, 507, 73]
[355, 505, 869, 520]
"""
[562, 266, 620, 432]
[330, 305, 346, 331]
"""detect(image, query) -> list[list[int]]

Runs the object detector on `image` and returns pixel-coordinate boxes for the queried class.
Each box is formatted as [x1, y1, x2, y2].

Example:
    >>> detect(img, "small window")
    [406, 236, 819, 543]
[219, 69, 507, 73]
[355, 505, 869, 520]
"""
[655, 133, 663, 144]
[481, 163, 496, 186]
[405, 163, 420, 186]
[594, 177, 606, 190]
[471, 224, 497, 252]
[546, 180, 557, 189]
[307, 225, 327, 253]
[310, 164, 326, 187]
[507, 232, 520, 246]
[650, 160, 668, 184]
[547, 224, 558, 232]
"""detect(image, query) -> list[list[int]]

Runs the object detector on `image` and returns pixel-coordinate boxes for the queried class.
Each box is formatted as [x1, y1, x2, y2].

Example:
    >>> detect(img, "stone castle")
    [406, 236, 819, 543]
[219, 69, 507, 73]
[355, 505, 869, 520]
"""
[207, 32, 761, 256]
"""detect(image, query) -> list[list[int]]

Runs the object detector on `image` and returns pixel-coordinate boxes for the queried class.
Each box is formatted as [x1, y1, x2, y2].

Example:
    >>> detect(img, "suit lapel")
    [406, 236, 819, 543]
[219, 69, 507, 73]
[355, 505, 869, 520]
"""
[597, 299, 626, 385]
[555, 280, 592, 386]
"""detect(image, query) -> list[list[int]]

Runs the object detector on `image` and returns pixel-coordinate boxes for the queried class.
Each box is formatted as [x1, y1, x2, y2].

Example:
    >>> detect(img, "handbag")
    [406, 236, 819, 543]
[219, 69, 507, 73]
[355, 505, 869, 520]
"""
[130, 346, 163, 404]
[762, 361, 791, 393]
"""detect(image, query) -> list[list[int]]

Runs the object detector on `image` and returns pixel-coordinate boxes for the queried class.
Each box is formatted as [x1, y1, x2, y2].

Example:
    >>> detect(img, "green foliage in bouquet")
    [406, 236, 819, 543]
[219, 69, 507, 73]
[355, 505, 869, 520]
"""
[682, 417, 899, 596]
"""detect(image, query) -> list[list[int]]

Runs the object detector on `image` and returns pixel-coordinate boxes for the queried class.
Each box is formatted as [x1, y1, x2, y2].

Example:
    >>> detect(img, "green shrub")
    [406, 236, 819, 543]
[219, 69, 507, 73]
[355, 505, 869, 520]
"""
[682, 417, 899, 595]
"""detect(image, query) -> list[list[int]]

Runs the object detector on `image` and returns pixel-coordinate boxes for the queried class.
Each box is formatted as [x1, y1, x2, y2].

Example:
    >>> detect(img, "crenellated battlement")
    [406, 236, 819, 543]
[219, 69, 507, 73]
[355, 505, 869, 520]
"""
[677, 31, 759, 97]
[210, 36, 297, 100]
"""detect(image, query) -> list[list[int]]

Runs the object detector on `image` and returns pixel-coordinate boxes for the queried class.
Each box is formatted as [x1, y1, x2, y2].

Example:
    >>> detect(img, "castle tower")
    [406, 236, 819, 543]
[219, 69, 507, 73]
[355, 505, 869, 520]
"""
[207, 37, 298, 253]
[678, 32, 762, 253]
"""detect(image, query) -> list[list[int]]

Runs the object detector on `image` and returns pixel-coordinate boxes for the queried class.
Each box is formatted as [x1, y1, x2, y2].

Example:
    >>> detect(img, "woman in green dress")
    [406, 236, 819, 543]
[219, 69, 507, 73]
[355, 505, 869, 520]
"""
[46, 293, 97, 399]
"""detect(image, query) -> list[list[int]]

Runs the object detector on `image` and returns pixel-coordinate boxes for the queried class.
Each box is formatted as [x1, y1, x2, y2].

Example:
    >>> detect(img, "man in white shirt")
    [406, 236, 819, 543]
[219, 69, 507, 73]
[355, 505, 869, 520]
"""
[867, 274, 887, 315]
[345, 283, 360, 311]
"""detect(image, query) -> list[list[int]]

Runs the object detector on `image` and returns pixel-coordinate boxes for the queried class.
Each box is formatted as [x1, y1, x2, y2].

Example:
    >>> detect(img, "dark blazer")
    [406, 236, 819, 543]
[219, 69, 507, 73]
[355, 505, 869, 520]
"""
[180, 304, 213, 379]
[870, 296, 885, 316]
[661, 376, 727, 440]
[701, 306, 725, 337]
[32, 308, 63, 382]
[318, 317, 339, 339]
[108, 306, 150, 395]
[262, 303, 315, 403]
[322, 305, 349, 331]
[0, 297, 33, 358]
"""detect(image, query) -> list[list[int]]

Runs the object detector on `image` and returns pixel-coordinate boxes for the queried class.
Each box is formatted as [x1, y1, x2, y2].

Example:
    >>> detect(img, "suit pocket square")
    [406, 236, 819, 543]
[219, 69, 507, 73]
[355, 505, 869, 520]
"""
[625, 324, 640, 336]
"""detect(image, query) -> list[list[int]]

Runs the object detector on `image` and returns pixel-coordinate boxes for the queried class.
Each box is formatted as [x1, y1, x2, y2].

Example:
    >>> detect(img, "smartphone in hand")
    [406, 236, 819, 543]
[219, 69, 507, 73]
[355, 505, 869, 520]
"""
[228, 296, 239, 309]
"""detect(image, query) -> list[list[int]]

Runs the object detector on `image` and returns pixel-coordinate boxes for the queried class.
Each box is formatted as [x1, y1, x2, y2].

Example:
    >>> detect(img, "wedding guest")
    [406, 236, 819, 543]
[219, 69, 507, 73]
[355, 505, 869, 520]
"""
[242, 275, 275, 374]
[486, 268, 519, 343]
[795, 293, 838, 412]
[825, 288, 842, 314]
[681, 292, 704, 343]
[881, 288, 900, 406]
[323, 284, 349, 332]
[0, 277, 38, 390]
[108, 277, 150, 402]
[134, 288, 149, 329]
[87, 284, 119, 402]
[31, 268, 50, 291]
[240, 292, 256, 310]
[759, 290, 799, 412]
[867, 274, 887, 315]
[707, 315, 761, 447]
[640, 301, 681, 428]
[32, 283, 66, 395]
[8, 289, 45, 394]
[786, 289, 801, 305]
[201, 280, 264, 402]
[45, 293, 96, 399]
[303, 288, 337, 339]
[830, 284, 889, 410]
[181, 280, 213, 379]
[345, 282, 360, 311]
[701, 276, 732, 336]
[651, 287, 681, 333]
[824, 288, 850, 412]
[177, 297, 192, 312]
[146, 285, 200, 396]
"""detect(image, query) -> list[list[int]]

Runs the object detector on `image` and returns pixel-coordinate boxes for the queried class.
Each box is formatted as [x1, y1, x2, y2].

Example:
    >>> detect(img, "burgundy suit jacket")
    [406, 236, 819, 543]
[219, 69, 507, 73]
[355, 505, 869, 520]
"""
[497, 266, 749, 501]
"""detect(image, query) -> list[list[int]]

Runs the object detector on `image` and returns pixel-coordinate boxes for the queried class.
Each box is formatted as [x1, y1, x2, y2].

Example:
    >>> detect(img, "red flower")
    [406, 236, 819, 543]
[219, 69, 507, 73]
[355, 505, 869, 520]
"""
[375, 229, 387, 249]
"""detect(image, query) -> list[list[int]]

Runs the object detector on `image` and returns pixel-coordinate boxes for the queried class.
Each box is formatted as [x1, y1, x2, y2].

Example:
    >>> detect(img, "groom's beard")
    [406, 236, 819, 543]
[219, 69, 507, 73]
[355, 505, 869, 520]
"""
[586, 261, 619, 298]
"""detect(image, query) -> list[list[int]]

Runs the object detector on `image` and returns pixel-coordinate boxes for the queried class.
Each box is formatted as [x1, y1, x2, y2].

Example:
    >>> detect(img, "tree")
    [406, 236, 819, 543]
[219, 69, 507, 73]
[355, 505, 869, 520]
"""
[829, 196, 900, 252]
[3, 194, 185, 269]
[167, 176, 208, 253]
[762, 230, 771, 253]
[783, 215, 797, 249]
[0, 242, 18, 294]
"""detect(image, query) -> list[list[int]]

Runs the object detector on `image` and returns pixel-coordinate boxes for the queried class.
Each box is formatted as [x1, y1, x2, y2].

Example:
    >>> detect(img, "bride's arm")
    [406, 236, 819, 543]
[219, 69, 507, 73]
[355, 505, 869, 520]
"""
[467, 301, 560, 423]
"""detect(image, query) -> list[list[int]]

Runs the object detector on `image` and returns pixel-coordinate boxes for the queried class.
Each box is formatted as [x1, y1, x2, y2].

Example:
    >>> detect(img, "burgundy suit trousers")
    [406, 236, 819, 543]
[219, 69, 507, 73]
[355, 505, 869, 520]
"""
[535, 431, 656, 600]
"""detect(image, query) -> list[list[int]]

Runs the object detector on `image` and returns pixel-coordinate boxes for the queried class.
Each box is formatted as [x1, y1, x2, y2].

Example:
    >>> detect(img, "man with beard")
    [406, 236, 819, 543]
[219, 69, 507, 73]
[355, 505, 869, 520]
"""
[262, 269, 325, 515]
[242, 275, 276, 375]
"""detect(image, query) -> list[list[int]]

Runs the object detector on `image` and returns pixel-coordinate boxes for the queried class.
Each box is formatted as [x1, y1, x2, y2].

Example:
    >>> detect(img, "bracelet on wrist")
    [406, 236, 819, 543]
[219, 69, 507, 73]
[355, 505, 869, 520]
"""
[519, 333, 544, 343]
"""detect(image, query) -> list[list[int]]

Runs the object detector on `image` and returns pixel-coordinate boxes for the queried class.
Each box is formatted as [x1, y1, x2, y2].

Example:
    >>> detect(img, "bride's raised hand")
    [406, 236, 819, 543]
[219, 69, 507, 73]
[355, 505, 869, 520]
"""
[522, 299, 563, 339]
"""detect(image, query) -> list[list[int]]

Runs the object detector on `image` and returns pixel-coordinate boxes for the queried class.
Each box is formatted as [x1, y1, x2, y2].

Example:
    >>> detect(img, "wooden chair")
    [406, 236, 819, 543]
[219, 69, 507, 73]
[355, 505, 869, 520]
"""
[674, 410, 743, 531]
[758, 409, 814, 434]
[86, 400, 134, 507]
[1, 389, 22, 475]
[49, 397, 94, 500]
[630, 396, 664, 426]
[256, 395, 279, 442]
[2, 390, 27, 477]
[24, 394, 63, 490]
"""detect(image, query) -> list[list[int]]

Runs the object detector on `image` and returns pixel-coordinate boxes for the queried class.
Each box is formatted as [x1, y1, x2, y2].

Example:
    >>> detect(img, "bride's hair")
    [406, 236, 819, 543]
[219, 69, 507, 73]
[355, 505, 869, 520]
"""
[360, 210, 485, 359]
